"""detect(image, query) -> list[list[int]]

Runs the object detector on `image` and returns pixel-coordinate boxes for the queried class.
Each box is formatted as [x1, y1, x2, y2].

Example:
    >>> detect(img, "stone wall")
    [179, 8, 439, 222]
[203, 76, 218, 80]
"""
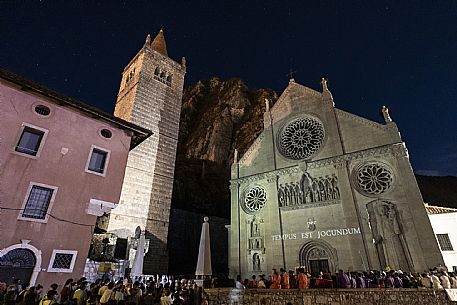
[108, 38, 186, 274]
[204, 288, 452, 305]
[83, 259, 129, 283]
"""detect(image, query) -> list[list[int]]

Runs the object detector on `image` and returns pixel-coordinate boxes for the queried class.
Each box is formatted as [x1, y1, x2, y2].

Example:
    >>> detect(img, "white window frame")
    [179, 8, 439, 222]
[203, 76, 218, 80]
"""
[84, 145, 111, 177]
[18, 182, 58, 223]
[47, 249, 78, 273]
[13, 123, 49, 159]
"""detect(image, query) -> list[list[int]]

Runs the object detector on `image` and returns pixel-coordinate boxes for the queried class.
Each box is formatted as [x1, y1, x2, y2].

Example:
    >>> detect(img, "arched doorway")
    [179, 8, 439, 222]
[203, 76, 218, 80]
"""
[299, 240, 338, 276]
[0, 248, 36, 284]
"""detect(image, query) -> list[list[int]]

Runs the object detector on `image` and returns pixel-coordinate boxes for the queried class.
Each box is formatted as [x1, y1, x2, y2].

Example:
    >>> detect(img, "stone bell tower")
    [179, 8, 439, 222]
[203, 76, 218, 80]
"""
[108, 29, 186, 274]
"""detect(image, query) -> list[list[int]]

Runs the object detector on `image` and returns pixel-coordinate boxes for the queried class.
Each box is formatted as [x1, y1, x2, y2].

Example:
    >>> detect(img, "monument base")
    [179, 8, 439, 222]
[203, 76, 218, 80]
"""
[195, 278, 212, 288]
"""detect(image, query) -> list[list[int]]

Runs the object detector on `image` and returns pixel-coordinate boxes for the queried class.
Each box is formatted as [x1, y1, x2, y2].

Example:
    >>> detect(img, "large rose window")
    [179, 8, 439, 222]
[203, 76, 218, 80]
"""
[242, 186, 267, 214]
[355, 163, 393, 196]
[277, 116, 325, 160]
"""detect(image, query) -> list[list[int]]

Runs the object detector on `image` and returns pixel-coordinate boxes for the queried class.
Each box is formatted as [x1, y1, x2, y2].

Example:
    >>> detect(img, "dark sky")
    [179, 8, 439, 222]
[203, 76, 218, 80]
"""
[1, 0, 456, 176]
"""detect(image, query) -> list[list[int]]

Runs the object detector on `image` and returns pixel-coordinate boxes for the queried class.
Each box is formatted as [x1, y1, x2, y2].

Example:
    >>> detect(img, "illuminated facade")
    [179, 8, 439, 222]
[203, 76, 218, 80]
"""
[228, 79, 443, 277]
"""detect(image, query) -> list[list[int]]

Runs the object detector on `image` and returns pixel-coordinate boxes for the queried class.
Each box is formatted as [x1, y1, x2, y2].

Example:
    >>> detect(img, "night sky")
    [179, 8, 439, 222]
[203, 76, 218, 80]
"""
[1, 1, 456, 176]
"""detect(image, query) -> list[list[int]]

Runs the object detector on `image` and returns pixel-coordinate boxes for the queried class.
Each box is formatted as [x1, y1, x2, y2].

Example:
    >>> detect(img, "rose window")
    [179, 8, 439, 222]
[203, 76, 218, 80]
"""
[278, 117, 325, 160]
[355, 163, 393, 195]
[243, 186, 267, 213]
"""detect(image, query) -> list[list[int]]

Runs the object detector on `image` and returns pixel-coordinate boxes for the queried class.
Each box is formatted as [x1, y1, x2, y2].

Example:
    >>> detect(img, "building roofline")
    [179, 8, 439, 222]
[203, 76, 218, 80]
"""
[0, 68, 152, 150]
[424, 203, 457, 215]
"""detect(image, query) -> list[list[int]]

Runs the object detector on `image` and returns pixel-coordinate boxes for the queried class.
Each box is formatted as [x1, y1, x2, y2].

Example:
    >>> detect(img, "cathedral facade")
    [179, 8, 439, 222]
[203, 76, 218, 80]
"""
[107, 30, 186, 273]
[228, 79, 443, 278]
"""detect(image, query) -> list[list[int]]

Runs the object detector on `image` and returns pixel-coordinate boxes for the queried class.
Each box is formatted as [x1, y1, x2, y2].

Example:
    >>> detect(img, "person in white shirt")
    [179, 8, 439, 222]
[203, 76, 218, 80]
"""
[431, 272, 443, 289]
[235, 275, 245, 289]
[440, 271, 451, 289]
[420, 273, 432, 288]
[450, 273, 457, 288]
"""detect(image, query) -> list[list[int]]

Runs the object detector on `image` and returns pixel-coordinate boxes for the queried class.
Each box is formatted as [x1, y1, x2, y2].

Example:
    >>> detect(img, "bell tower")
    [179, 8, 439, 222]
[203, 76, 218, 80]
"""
[108, 29, 186, 274]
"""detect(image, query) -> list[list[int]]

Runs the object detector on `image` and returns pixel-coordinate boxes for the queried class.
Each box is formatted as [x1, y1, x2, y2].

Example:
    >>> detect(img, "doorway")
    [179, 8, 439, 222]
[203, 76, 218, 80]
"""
[299, 240, 337, 276]
[0, 248, 36, 284]
[309, 259, 329, 275]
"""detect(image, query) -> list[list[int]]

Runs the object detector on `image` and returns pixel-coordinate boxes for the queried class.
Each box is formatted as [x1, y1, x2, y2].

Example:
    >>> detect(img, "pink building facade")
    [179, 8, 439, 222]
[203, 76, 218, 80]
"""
[0, 70, 151, 288]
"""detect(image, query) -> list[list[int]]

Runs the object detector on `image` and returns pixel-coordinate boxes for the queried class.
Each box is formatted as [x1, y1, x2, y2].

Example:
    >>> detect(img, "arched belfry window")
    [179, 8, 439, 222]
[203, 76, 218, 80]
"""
[153, 67, 172, 87]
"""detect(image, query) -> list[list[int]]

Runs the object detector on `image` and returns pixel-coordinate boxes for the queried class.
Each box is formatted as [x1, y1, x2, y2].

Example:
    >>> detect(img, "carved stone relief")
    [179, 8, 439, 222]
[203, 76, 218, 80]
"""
[278, 173, 340, 208]
[247, 216, 264, 250]
[367, 200, 413, 271]
[247, 216, 265, 272]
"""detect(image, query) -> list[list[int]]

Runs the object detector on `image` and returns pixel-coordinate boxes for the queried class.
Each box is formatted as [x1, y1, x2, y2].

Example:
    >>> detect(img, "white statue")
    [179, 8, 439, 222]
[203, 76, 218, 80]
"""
[264, 98, 270, 112]
[382, 106, 393, 123]
[321, 77, 329, 91]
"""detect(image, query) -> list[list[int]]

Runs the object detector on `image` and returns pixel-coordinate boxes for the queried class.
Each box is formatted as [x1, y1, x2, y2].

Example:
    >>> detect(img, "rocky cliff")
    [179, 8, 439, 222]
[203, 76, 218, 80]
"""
[171, 78, 457, 218]
[178, 77, 277, 164]
[171, 78, 277, 217]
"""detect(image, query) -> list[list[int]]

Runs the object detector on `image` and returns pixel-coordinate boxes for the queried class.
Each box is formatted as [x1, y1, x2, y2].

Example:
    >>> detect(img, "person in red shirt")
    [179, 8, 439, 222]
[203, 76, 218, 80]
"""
[298, 268, 309, 289]
[247, 275, 258, 288]
[270, 269, 281, 289]
[280, 268, 290, 289]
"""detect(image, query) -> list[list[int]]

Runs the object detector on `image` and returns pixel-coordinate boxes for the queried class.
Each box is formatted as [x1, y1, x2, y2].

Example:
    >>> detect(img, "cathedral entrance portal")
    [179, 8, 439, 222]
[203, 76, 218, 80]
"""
[299, 240, 338, 276]
[309, 259, 329, 275]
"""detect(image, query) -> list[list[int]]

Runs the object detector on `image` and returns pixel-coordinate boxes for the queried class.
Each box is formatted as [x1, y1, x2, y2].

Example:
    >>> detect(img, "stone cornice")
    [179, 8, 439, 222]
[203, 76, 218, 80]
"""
[231, 143, 407, 185]
[239, 133, 265, 165]
[335, 109, 390, 130]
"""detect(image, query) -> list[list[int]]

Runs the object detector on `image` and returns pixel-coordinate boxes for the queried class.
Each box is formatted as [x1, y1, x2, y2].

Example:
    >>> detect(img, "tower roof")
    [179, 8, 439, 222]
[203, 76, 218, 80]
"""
[151, 29, 168, 57]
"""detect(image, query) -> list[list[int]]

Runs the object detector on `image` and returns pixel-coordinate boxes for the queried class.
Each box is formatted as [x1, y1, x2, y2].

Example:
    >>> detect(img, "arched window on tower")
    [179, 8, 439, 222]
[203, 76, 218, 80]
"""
[160, 71, 166, 79]
[154, 67, 160, 76]
[166, 75, 172, 86]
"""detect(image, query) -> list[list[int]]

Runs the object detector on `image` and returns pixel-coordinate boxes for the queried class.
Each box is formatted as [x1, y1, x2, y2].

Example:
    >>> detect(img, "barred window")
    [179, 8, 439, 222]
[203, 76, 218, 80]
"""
[48, 250, 77, 273]
[22, 185, 54, 219]
[437, 234, 453, 251]
[52, 253, 73, 269]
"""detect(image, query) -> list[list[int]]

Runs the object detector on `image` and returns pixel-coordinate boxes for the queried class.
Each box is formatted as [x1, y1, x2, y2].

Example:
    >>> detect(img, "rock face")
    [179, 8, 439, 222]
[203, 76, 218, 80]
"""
[179, 77, 277, 164]
[172, 78, 277, 217]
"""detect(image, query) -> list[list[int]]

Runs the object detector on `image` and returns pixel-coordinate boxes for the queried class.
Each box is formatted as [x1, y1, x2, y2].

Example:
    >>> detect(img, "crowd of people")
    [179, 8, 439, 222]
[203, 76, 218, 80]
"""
[0, 276, 203, 305]
[2, 268, 456, 305]
[235, 268, 457, 289]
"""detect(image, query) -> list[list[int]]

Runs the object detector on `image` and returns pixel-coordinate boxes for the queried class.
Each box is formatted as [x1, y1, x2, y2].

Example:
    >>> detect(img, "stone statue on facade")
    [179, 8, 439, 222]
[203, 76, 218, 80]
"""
[381, 106, 393, 123]
[321, 78, 329, 91]
[369, 201, 412, 271]
[264, 98, 270, 112]
[247, 217, 264, 251]
[253, 253, 261, 271]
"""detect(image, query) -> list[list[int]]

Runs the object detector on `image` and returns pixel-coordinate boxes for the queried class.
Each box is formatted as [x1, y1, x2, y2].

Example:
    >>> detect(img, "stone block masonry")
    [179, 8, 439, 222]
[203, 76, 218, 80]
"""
[204, 288, 453, 305]
[108, 31, 186, 274]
